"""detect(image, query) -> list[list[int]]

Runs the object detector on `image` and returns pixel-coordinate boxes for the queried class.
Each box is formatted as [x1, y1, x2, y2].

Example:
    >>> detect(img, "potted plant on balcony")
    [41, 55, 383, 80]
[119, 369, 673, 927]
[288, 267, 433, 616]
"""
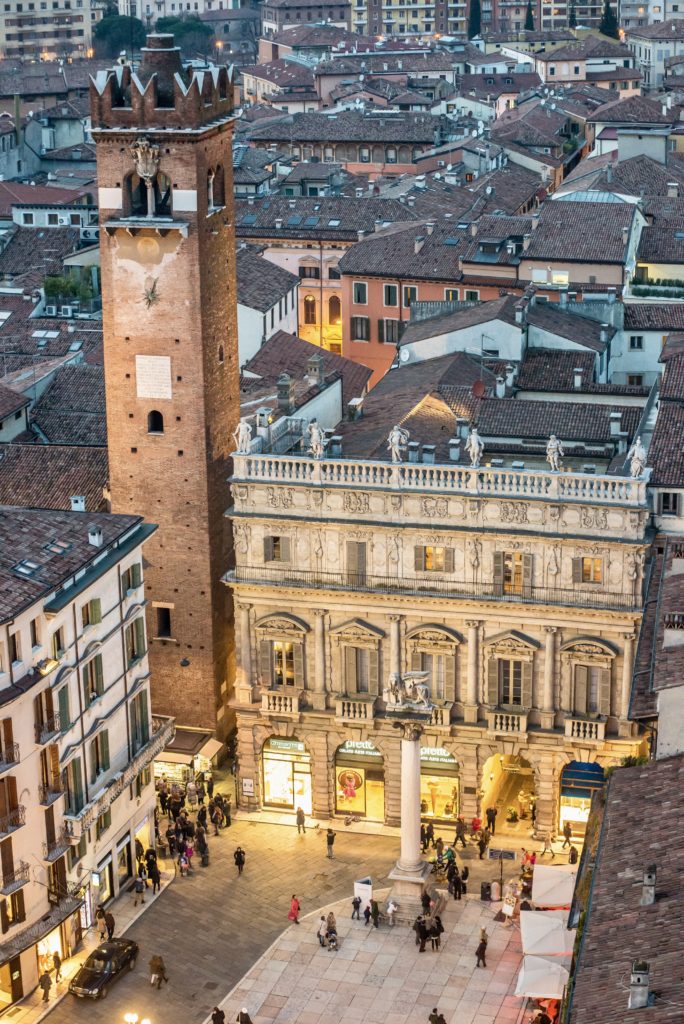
[506, 806, 519, 823]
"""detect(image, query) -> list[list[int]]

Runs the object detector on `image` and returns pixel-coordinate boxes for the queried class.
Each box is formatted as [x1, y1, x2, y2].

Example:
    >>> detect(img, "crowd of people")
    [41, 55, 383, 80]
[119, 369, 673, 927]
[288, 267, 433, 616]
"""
[156, 771, 235, 875]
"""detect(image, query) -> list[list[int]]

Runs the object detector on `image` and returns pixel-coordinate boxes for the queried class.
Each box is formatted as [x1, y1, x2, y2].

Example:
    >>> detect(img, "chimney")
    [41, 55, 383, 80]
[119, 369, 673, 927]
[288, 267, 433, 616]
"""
[495, 375, 506, 398]
[275, 217, 283, 230]
[88, 525, 104, 548]
[667, 180, 679, 198]
[628, 961, 651, 1010]
[277, 372, 296, 414]
[606, 161, 613, 183]
[357, 229, 366, 241]
[523, 233, 531, 251]
[622, 225, 629, 246]
[426, 221, 435, 235]
[457, 417, 470, 441]
[70, 495, 86, 512]
[609, 410, 622, 437]
[449, 437, 461, 461]
[329, 435, 343, 456]
[600, 323, 610, 344]
[505, 363, 516, 388]
[531, 211, 540, 230]
[607, 287, 616, 304]
[414, 236, 426, 254]
[288, 198, 296, 208]
[640, 864, 656, 907]
[347, 396, 364, 420]
[306, 352, 324, 384]
[422, 444, 436, 463]
[559, 288, 568, 307]
[667, 92, 673, 110]
[662, 102, 668, 117]
[515, 302, 525, 324]
[407, 441, 421, 462]
[407, 195, 416, 207]
[573, 367, 583, 390]
[415, 174, 427, 189]
[355, 186, 363, 198]
[470, 222, 478, 237]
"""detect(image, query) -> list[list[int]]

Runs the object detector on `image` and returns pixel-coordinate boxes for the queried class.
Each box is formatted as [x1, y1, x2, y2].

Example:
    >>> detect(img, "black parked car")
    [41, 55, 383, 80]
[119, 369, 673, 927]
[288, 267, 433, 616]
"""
[69, 938, 139, 999]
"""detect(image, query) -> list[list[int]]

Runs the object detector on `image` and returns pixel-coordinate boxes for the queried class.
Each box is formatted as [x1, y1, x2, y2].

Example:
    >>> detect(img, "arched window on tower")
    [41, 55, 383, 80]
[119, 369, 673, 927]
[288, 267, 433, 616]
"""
[304, 295, 316, 325]
[328, 294, 341, 325]
[147, 410, 164, 434]
[153, 171, 172, 217]
[124, 170, 172, 218]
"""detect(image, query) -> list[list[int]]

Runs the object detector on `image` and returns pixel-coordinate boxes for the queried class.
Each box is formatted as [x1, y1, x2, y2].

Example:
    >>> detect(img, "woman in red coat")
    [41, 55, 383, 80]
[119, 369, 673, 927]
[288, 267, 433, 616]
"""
[288, 895, 300, 924]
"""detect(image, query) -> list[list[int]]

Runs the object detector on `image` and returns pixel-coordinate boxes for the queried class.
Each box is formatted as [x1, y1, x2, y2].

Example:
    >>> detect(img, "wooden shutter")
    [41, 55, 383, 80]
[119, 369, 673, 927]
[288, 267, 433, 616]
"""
[347, 541, 358, 576]
[598, 667, 611, 716]
[259, 641, 272, 686]
[0, 898, 7, 934]
[493, 552, 504, 595]
[45, 805, 56, 845]
[293, 644, 304, 688]
[357, 542, 367, 577]
[279, 537, 291, 562]
[14, 889, 25, 923]
[58, 686, 69, 731]
[377, 318, 385, 342]
[487, 658, 499, 705]
[101, 731, 110, 772]
[263, 536, 274, 562]
[574, 665, 588, 715]
[72, 757, 84, 812]
[368, 649, 379, 695]
[94, 655, 103, 693]
[571, 558, 582, 584]
[345, 646, 357, 692]
[34, 694, 44, 730]
[444, 548, 455, 573]
[411, 650, 422, 672]
[134, 617, 145, 656]
[45, 688, 54, 720]
[90, 740, 98, 785]
[82, 668, 91, 708]
[91, 599, 102, 624]
[414, 546, 426, 572]
[445, 654, 456, 701]
[521, 660, 533, 708]
[0, 836, 13, 877]
[522, 554, 533, 597]
[131, 562, 142, 588]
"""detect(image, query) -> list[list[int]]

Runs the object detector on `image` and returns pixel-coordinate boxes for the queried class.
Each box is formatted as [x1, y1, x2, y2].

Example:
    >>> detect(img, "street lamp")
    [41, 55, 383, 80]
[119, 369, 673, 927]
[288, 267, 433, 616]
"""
[124, 1016, 151, 1024]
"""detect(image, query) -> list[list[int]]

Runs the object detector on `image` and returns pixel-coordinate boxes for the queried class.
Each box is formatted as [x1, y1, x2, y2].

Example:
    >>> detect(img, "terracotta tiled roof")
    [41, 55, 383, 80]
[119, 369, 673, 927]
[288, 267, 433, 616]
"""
[0, 379, 27, 419]
[526, 302, 615, 351]
[627, 17, 684, 37]
[535, 35, 633, 61]
[516, 348, 596, 391]
[314, 52, 455, 76]
[237, 250, 299, 312]
[0, 226, 81, 279]
[248, 109, 449, 144]
[30, 364, 105, 446]
[241, 59, 315, 91]
[399, 294, 520, 346]
[0, 182, 93, 217]
[235, 195, 416, 241]
[0, 442, 108, 512]
[588, 94, 677, 124]
[524, 200, 635, 263]
[468, 395, 641, 443]
[0, 293, 102, 375]
[338, 221, 466, 280]
[457, 72, 542, 100]
[624, 303, 684, 331]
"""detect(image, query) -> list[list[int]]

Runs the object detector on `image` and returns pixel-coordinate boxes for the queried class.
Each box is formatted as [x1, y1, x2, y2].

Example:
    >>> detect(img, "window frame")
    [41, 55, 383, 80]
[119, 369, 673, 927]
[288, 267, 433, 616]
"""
[383, 283, 398, 307]
[352, 280, 368, 305]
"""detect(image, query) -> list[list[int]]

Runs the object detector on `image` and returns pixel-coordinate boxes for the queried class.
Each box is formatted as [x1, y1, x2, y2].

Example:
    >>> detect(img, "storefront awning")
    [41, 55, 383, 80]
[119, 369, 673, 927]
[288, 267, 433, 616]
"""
[561, 761, 606, 792]
[159, 728, 222, 767]
[199, 738, 223, 761]
[532, 865, 578, 908]
[520, 910, 576, 957]
[0, 896, 82, 966]
[515, 955, 570, 999]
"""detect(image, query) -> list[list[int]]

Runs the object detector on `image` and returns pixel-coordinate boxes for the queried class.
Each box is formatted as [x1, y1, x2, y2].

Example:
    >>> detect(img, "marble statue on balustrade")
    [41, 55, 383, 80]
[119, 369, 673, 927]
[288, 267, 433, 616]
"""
[627, 436, 646, 478]
[383, 671, 433, 711]
[465, 426, 484, 468]
[546, 434, 564, 472]
[307, 421, 326, 459]
[233, 418, 253, 454]
[387, 425, 410, 463]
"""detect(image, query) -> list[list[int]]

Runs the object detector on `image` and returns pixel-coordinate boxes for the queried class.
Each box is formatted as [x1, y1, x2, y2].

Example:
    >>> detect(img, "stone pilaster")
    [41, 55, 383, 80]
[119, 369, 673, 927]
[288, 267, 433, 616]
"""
[464, 619, 480, 724]
[540, 626, 557, 730]
[235, 602, 255, 704]
[309, 729, 334, 820]
[619, 632, 636, 738]
[311, 609, 328, 710]
[235, 715, 260, 810]
[383, 738, 402, 827]
[389, 614, 402, 677]
[530, 752, 559, 839]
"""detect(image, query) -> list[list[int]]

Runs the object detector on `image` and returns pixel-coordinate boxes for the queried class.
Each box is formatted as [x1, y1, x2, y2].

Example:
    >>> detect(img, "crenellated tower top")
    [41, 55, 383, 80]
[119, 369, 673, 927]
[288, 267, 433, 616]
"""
[90, 33, 235, 133]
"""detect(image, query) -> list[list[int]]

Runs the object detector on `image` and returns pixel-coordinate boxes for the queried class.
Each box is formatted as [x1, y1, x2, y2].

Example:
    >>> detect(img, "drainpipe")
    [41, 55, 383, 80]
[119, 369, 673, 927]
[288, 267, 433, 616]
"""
[319, 240, 324, 349]
[4, 623, 14, 687]
[71, 603, 89, 804]
[118, 571, 133, 762]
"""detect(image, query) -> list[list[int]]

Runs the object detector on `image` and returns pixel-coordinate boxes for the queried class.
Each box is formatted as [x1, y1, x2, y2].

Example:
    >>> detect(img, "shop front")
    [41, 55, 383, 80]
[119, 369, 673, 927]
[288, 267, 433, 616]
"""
[559, 760, 606, 835]
[334, 740, 385, 820]
[116, 835, 133, 890]
[36, 924, 64, 977]
[420, 747, 460, 823]
[94, 854, 114, 906]
[262, 737, 312, 814]
[155, 727, 223, 786]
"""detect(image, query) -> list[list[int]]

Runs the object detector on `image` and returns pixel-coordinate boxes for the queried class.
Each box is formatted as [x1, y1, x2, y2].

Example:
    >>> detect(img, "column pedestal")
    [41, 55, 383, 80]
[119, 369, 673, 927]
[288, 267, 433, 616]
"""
[388, 727, 432, 921]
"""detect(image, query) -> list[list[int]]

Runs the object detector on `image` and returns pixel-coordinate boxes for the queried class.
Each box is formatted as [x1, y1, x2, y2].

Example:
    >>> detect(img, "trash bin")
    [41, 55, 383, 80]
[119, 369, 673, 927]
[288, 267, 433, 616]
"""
[490, 880, 501, 902]
[480, 881, 491, 902]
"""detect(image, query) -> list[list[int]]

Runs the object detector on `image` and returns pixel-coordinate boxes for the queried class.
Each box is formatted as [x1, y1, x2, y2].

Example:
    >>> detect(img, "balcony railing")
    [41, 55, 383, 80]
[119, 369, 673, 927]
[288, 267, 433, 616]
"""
[564, 716, 606, 742]
[35, 714, 60, 745]
[335, 696, 376, 721]
[262, 690, 302, 715]
[232, 452, 649, 508]
[431, 703, 454, 728]
[38, 779, 65, 805]
[228, 565, 640, 612]
[0, 805, 26, 836]
[0, 861, 30, 895]
[0, 742, 20, 773]
[43, 825, 73, 862]
[487, 709, 529, 734]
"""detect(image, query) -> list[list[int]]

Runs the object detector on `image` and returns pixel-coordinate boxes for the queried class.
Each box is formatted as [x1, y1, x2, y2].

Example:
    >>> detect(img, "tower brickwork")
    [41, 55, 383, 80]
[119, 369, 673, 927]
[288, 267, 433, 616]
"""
[91, 35, 239, 732]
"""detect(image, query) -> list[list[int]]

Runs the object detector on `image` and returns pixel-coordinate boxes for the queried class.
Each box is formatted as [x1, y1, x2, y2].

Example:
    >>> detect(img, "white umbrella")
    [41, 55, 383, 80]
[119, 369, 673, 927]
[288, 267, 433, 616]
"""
[531, 864, 577, 907]
[520, 910, 576, 956]
[515, 955, 570, 999]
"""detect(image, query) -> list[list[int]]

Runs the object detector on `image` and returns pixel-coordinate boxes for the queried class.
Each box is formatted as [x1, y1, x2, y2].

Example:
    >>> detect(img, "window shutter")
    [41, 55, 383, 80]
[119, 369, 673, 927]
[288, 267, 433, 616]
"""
[263, 536, 274, 562]
[293, 644, 304, 688]
[279, 537, 291, 562]
[574, 665, 588, 715]
[347, 541, 358, 576]
[259, 641, 272, 686]
[411, 650, 422, 672]
[377, 318, 385, 343]
[521, 660, 533, 708]
[493, 552, 504, 595]
[94, 654, 103, 692]
[134, 617, 145, 656]
[487, 658, 499, 705]
[345, 645, 357, 692]
[72, 756, 84, 811]
[414, 546, 425, 572]
[90, 742, 97, 785]
[140, 691, 149, 743]
[368, 649, 379, 695]
[445, 654, 456, 701]
[572, 558, 582, 584]
[0, 898, 7, 934]
[522, 554, 533, 597]
[598, 667, 611, 716]
[357, 542, 367, 576]
[101, 730, 110, 772]
[58, 686, 69, 731]
[131, 563, 142, 588]
[82, 671, 90, 709]
[15, 889, 25, 923]
[91, 599, 102, 625]
[444, 548, 455, 573]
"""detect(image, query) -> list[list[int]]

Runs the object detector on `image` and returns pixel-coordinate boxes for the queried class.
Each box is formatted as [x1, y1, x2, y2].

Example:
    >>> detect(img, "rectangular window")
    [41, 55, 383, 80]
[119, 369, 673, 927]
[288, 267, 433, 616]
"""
[355, 647, 370, 693]
[378, 318, 400, 344]
[359, 146, 370, 163]
[130, 690, 149, 753]
[264, 536, 291, 562]
[122, 562, 142, 592]
[403, 285, 417, 306]
[464, 289, 480, 301]
[8, 632, 20, 665]
[64, 756, 84, 815]
[22, 212, 33, 225]
[421, 652, 445, 700]
[581, 557, 602, 583]
[30, 618, 40, 648]
[96, 807, 112, 839]
[346, 540, 367, 585]
[629, 335, 644, 350]
[499, 659, 522, 705]
[125, 617, 146, 666]
[90, 730, 110, 784]
[444, 288, 459, 301]
[299, 266, 320, 279]
[351, 316, 370, 341]
[383, 283, 398, 306]
[328, 266, 341, 280]
[83, 654, 104, 705]
[81, 598, 102, 629]
[415, 545, 455, 573]
[628, 374, 643, 386]
[273, 641, 295, 685]
[57, 685, 70, 732]
[660, 492, 681, 516]
[51, 626, 65, 660]
[156, 607, 172, 638]
[352, 281, 367, 304]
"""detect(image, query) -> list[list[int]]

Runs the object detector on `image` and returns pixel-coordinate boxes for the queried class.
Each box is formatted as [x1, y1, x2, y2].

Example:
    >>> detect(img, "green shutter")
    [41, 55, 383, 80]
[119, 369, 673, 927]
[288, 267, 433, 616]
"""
[414, 546, 425, 572]
[572, 558, 582, 584]
[58, 685, 70, 731]
[598, 667, 611, 716]
[522, 554, 533, 597]
[134, 617, 145, 658]
[574, 665, 588, 715]
[101, 730, 110, 772]
[377, 318, 385, 343]
[521, 660, 533, 708]
[368, 648, 379, 696]
[259, 640, 272, 685]
[140, 691, 149, 743]
[83, 669, 91, 709]
[91, 599, 102, 625]
[94, 654, 103, 694]
[293, 644, 304, 687]
[131, 563, 142, 588]
[444, 548, 455, 573]
[90, 741, 98, 785]
[72, 756, 83, 811]
[345, 646, 357, 693]
[445, 654, 456, 701]
[487, 658, 499, 705]
[493, 552, 504, 595]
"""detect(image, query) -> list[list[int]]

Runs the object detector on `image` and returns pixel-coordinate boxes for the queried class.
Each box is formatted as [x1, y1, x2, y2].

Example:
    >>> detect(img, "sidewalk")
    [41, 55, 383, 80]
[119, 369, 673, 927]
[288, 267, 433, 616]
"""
[0, 855, 175, 1024]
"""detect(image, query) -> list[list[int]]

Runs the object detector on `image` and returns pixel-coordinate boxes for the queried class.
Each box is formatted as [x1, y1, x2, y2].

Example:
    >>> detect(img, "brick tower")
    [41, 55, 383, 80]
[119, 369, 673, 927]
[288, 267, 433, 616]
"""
[91, 35, 239, 733]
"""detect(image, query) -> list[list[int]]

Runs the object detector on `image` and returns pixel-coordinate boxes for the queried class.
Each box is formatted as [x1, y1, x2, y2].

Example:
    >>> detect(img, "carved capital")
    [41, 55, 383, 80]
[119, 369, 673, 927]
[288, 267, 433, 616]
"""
[465, 620, 481, 630]
[313, 609, 328, 618]
[544, 626, 558, 635]
[235, 602, 252, 614]
[622, 633, 636, 642]
[389, 614, 403, 623]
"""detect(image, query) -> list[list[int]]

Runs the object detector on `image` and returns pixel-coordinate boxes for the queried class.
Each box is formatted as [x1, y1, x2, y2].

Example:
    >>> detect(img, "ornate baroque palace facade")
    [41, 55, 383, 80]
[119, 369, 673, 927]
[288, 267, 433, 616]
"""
[227, 425, 649, 839]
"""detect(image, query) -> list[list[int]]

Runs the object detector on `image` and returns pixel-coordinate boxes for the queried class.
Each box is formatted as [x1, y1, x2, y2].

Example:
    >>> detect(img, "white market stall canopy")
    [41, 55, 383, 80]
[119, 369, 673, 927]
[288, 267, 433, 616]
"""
[531, 864, 578, 907]
[520, 910, 576, 956]
[515, 955, 570, 999]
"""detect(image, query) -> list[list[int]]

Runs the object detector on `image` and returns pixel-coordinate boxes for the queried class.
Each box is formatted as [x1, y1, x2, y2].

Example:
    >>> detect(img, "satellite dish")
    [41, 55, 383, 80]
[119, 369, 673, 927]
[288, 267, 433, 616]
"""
[399, 348, 410, 363]
[472, 379, 486, 398]
[472, 129, 478, 137]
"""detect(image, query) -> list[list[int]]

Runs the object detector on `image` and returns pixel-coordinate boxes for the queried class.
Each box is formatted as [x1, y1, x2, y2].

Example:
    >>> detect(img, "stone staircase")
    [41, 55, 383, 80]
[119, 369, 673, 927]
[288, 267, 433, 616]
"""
[385, 882, 446, 926]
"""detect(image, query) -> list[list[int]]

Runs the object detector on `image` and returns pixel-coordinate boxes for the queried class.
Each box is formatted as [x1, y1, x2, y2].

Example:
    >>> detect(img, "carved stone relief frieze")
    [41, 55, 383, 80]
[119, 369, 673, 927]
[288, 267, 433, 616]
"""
[343, 492, 370, 513]
[580, 507, 608, 530]
[267, 486, 294, 509]
[421, 496, 449, 518]
[500, 501, 529, 524]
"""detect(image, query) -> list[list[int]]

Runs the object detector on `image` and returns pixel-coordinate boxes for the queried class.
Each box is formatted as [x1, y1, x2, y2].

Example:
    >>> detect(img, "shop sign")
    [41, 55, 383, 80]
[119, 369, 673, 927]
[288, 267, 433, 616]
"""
[267, 738, 305, 753]
[242, 778, 255, 796]
[420, 747, 457, 766]
[338, 740, 382, 758]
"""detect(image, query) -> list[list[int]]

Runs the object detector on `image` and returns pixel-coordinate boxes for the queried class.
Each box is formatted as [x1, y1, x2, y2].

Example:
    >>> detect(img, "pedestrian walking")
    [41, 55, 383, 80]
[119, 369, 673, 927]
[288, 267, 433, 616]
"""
[236, 1009, 253, 1024]
[211, 1008, 225, 1024]
[326, 911, 337, 933]
[234, 846, 246, 875]
[212, 805, 223, 836]
[562, 822, 573, 848]
[149, 954, 168, 989]
[386, 900, 397, 926]
[477, 835, 487, 860]
[197, 804, 208, 830]
[288, 895, 301, 924]
[135, 837, 145, 864]
[138, 861, 150, 888]
[539, 832, 555, 859]
[420, 823, 428, 852]
[418, 917, 429, 953]
[207, 773, 214, 799]
[412, 915, 423, 946]
[363, 903, 371, 926]
[430, 914, 444, 951]
[425, 822, 435, 848]
[421, 890, 432, 915]
[429, 1009, 447, 1024]
[133, 875, 146, 906]
[326, 828, 335, 859]
[52, 951, 62, 982]
[486, 807, 497, 835]
[105, 911, 115, 940]
[568, 844, 579, 865]
[39, 970, 52, 1002]
[96, 905, 107, 941]
[317, 917, 328, 947]
[351, 895, 362, 919]
[149, 860, 161, 894]
[475, 937, 488, 968]
[434, 836, 444, 859]
[461, 865, 469, 895]
[197, 778, 206, 805]
[452, 868, 463, 901]
[296, 807, 306, 834]
[454, 817, 467, 849]
[370, 899, 380, 929]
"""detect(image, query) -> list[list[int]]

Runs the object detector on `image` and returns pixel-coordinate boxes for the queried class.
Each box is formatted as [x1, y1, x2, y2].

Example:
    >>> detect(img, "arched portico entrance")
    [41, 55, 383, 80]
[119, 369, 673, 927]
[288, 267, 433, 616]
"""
[480, 753, 535, 833]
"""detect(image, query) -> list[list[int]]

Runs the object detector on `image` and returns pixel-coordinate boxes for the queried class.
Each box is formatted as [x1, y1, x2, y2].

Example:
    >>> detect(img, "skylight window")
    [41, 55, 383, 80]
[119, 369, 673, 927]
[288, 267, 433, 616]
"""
[328, 219, 341, 227]
[13, 558, 41, 577]
[303, 216, 320, 227]
[241, 213, 257, 225]
[287, 215, 302, 226]
[0, 311, 11, 326]
[68, 340, 83, 352]
[44, 539, 71, 555]
[32, 330, 47, 338]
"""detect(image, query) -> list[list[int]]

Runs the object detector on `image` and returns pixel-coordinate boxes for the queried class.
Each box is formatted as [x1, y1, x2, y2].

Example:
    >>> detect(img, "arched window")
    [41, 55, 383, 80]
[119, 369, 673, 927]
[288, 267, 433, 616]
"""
[147, 410, 164, 433]
[328, 294, 341, 325]
[153, 171, 171, 217]
[124, 170, 172, 218]
[304, 295, 316, 325]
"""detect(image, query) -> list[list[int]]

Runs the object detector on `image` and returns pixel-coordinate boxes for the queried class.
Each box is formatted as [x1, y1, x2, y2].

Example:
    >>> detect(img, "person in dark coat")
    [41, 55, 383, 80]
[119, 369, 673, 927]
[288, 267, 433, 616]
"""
[461, 865, 469, 895]
[363, 903, 372, 926]
[485, 807, 497, 835]
[429, 1009, 447, 1024]
[452, 868, 463, 901]
[39, 970, 52, 1002]
[425, 822, 435, 848]
[234, 846, 246, 875]
[562, 822, 573, 848]
[420, 823, 428, 852]
[430, 915, 444, 950]
[104, 911, 115, 939]
[475, 937, 488, 967]
[568, 844, 579, 864]
[412, 915, 423, 946]
[417, 918, 429, 953]
[370, 899, 380, 928]
[421, 891, 432, 914]
[326, 829, 335, 859]
[236, 1010, 253, 1024]
[352, 895, 362, 919]
[211, 1009, 225, 1024]
[478, 835, 487, 860]
[453, 818, 467, 849]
